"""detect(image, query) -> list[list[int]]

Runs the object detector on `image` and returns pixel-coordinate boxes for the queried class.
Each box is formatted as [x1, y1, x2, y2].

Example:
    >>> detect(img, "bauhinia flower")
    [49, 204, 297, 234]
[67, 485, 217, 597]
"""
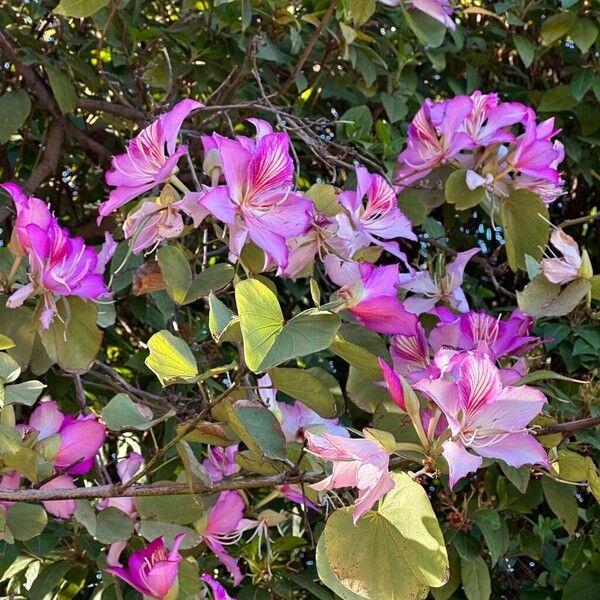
[398, 248, 480, 314]
[541, 228, 586, 285]
[202, 445, 240, 482]
[338, 166, 416, 261]
[278, 401, 349, 443]
[324, 255, 418, 335]
[2, 183, 116, 329]
[415, 352, 549, 487]
[105, 534, 185, 600]
[100, 98, 203, 217]
[201, 119, 313, 269]
[98, 452, 145, 517]
[201, 574, 236, 600]
[389, 320, 431, 382]
[305, 431, 395, 524]
[379, 0, 456, 30]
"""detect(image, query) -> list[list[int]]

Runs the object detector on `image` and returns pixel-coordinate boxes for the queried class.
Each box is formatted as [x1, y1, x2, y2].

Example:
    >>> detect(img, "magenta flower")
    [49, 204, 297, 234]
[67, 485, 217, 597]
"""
[541, 228, 583, 285]
[106, 534, 185, 600]
[28, 399, 106, 475]
[201, 574, 236, 600]
[306, 431, 395, 524]
[123, 191, 208, 254]
[379, 0, 455, 30]
[324, 256, 417, 335]
[100, 99, 202, 218]
[2, 184, 116, 329]
[415, 353, 549, 487]
[202, 445, 240, 482]
[201, 119, 313, 269]
[338, 166, 416, 261]
[398, 248, 479, 314]
[389, 321, 430, 382]
[199, 491, 247, 585]
[98, 452, 144, 517]
[278, 484, 319, 511]
[395, 96, 474, 186]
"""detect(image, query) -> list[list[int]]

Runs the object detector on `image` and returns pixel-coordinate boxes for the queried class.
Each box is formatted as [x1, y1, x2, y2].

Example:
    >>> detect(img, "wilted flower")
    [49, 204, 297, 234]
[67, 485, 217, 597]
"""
[100, 99, 202, 217]
[306, 431, 395, 524]
[415, 352, 549, 487]
[541, 228, 585, 285]
[2, 183, 115, 329]
[398, 248, 479, 315]
[201, 119, 312, 269]
[324, 256, 418, 335]
[105, 534, 185, 600]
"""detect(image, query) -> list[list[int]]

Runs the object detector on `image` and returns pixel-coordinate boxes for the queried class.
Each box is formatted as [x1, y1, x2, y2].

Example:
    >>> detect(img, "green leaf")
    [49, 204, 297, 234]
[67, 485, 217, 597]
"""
[538, 85, 578, 112]
[0, 89, 31, 144]
[101, 393, 174, 431]
[305, 184, 341, 217]
[0, 335, 14, 351]
[380, 93, 408, 124]
[157, 246, 192, 305]
[53, 0, 110, 17]
[29, 560, 71, 600]
[570, 69, 594, 101]
[541, 12, 577, 46]
[226, 399, 287, 460]
[347, 0, 376, 26]
[145, 330, 199, 386]
[403, 7, 447, 48]
[517, 274, 591, 317]
[45, 66, 77, 114]
[6, 503, 47, 541]
[515, 369, 583, 385]
[3, 381, 45, 406]
[269, 367, 337, 418]
[95, 507, 134, 544]
[445, 169, 486, 210]
[236, 279, 339, 372]
[338, 106, 373, 140]
[474, 510, 509, 566]
[184, 264, 234, 304]
[563, 566, 600, 599]
[499, 463, 530, 493]
[460, 556, 491, 600]
[571, 18, 599, 53]
[329, 332, 382, 380]
[319, 473, 448, 599]
[137, 492, 204, 525]
[541, 476, 579, 534]
[40, 297, 102, 373]
[513, 34, 535, 67]
[138, 522, 200, 549]
[500, 189, 549, 271]
[0, 353, 21, 383]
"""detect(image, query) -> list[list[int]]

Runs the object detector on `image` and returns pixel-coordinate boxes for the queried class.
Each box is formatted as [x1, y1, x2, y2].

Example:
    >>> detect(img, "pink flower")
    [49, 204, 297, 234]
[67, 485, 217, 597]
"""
[123, 191, 208, 254]
[306, 431, 395, 524]
[201, 119, 313, 269]
[338, 166, 415, 261]
[28, 399, 106, 475]
[201, 574, 236, 600]
[278, 484, 319, 511]
[541, 228, 583, 285]
[379, 0, 455, 30]
[415, 353, 549, 487]
[40, 475, 77, 519]
[389, 321, 431, 382]
[2, 184, 116, 329]
[98, 452, 144, 517]
[106, 534, 185, 599]
[398, 248, 479, 314]
[199, 491, 247, 585]
[0, 471, 21, 514]
[100, 99, 203, 217]
[202, 445, 240, 482]
[278, 401, 349, 443]
[395, 96, 474, 186]
[324, 256, 418, 335]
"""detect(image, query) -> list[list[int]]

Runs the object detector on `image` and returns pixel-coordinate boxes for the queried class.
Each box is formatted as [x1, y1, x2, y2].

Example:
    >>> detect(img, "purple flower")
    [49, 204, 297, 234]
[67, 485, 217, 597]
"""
[100, 99, 202, 217]
[202, 445, 240, 482]
[201, 574, 236, 600]
[338, 166, 416, 261]
[105, 534, 185, 599]
[2, 184, 116, 329]
[325, 256, 418, 335]
[380, 0, 456, 30]
[398, 248, 479, 315]
[415, 352, 549, 487]
[201, 119, 313, 269]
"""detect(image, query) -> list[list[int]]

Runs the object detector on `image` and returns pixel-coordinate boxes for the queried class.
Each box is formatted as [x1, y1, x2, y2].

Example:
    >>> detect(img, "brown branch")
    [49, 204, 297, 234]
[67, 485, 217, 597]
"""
[535, 416, 600, 437]
[77, 98, 147, 123]
[24, 121, 65, 193]
[276, 0, 339, 99]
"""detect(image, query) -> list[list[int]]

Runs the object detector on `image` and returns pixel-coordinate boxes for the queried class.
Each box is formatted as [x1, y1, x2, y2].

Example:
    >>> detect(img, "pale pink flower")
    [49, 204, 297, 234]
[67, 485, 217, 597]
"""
[380, 0, 456, 30]
[415, 352, 549, 487]
[98, 452, 144, 517]
[0, 471, 21, 513]
[202, 445, 240, 482]
[201, 119, 312, 269]
[101, 99, 203, 217]
[40, 475, 77, 519]
[398, 248, 479, 314]
[306, 431, 395, 524]
[541, 228, 583, 285]
[278, 401, 348, 443]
